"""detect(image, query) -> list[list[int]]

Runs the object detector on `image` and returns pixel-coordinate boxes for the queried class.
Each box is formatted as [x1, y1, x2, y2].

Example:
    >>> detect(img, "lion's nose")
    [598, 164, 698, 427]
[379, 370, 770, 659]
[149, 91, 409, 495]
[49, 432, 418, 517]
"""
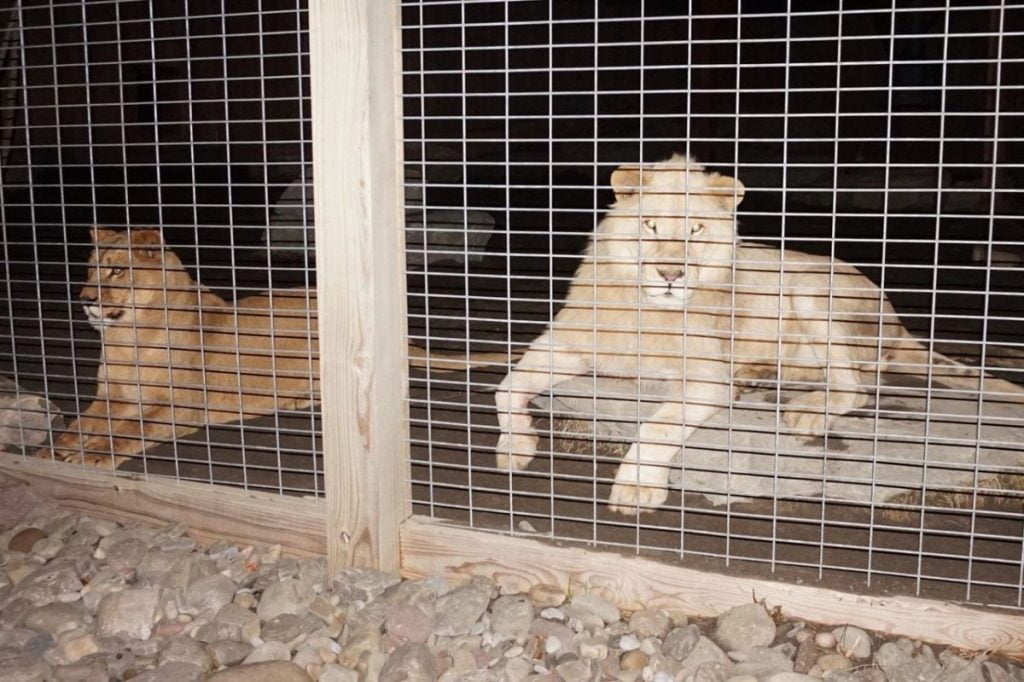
[79, 289, 97, 304]
[657, 267, 684, 283]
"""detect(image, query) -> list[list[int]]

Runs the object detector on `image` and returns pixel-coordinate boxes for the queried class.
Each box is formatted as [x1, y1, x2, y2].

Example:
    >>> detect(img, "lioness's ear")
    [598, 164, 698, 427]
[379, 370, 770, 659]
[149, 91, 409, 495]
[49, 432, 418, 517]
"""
[129, 228, 164, 259]
[90, 225, 117, 243]
[611, 165, 647, 202]
[706, 173, 746, 210]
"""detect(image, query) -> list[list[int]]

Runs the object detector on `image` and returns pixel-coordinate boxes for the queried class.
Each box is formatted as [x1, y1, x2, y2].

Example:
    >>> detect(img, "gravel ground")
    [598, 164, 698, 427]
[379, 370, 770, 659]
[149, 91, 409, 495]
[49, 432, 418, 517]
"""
[0, 480, 1021, 682]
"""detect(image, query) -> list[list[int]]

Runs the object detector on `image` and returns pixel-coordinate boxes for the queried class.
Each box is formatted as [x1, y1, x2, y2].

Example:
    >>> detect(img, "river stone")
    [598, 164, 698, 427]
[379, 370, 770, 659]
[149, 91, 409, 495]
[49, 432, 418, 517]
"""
[831, 625, 872, 660]
[713, 603, 776, 652]
[23, 602, 88, 638]
[159, 635, 212, 672]
[207, 639, 254, 667]
[96, 587, 162, 640]
[433, 580, 492, 637]
[206, 660, 312, 682]
[8, 528, 47, 554]
[13, 562, 83, 606]
[490, 594, 534, 643]
[128, 661, 204, 682]
[243, 640, 292, 664]
[565, 593, 620, 626]
[385, 603, 434, 643]
[379, 642, 436, 682]
[257, 579, 315, 623]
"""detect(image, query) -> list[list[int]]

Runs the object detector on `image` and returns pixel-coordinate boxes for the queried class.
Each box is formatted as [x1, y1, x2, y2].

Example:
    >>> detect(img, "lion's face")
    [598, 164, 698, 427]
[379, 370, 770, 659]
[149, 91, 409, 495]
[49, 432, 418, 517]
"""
[79, 228, 177, 331]
[602, 155, 745, 308]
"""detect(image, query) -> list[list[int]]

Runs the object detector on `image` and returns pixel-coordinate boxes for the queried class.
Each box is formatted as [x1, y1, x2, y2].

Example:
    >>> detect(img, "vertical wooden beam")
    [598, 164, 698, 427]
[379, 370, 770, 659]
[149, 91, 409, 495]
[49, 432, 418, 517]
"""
[309, 0, 409, 572]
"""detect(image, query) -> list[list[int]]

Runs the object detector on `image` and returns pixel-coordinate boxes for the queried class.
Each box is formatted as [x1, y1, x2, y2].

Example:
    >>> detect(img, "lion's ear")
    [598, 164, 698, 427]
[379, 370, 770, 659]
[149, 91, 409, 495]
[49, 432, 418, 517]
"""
[610, 164, 643, 201]
[706, 173, 746, 210]
[90, 226, 117, 243]
[129, 228, 165, 259]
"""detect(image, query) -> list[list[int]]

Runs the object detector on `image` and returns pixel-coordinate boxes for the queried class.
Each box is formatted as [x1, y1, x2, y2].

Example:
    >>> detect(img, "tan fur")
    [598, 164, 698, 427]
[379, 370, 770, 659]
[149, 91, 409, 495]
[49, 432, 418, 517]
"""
[40, 227, 510, 467]
[495, 154, 1024, 514]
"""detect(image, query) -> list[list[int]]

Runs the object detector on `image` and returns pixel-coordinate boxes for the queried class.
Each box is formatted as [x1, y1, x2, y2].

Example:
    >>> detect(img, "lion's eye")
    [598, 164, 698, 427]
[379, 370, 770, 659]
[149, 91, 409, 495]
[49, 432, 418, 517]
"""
[110, 267, 125, 277]
[642, 219, 658, 234]
[691, 223, 705, 235]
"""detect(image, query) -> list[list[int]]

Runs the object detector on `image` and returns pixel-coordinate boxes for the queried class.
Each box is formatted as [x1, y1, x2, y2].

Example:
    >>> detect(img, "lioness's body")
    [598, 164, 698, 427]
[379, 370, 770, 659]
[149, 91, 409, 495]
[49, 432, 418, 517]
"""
[45, 227, 506, 466]
[496, 154, 1024, 513]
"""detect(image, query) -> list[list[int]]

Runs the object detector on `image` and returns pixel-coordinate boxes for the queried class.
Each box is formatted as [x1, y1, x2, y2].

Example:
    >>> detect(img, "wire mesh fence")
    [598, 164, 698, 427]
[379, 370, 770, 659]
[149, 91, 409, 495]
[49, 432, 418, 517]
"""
[0, 0, 322, 495]
[401, 1, 1024, 608]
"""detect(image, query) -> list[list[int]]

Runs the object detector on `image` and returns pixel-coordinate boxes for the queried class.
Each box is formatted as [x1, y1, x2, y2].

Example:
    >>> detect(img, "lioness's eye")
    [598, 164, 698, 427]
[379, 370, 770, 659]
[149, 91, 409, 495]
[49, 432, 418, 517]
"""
[642, 219, 658, 234]
[110, 267, 125, 277]
[691, 223, 706, 235]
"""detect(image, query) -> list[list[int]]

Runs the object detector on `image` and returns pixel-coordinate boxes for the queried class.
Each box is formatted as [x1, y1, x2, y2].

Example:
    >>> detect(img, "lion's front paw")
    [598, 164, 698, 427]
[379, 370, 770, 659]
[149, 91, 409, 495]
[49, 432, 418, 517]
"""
[495, 432, 538, 471]
[783, 391, 831, 437]
[607, 482, 669, 514]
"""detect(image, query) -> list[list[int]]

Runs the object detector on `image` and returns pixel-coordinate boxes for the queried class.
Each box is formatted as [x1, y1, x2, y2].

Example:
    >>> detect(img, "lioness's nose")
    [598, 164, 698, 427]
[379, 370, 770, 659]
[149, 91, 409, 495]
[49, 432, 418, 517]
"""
[80, 289, 97, 303]
[657, 267, 683, 282]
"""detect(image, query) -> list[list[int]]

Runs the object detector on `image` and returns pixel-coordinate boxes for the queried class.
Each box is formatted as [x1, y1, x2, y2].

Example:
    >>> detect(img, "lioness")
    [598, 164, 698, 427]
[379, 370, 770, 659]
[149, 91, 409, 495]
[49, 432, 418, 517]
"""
[495, 154, 1024, 513]
[41, 227, 508, 467]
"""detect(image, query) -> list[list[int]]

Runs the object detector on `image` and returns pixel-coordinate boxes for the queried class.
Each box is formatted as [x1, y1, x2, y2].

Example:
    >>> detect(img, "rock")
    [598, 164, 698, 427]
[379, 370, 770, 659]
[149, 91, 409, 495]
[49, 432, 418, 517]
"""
[53, 629, 99, 664]
[332, 568, 401, 605]
[207, 639, 253, 667]
[206, 660, 312, 681]
[528, 584, 566, 608]
[664, 625, 702, 661]
[23, 602, 88, 638]
[12, 562, 83, 605]
[577, 637, 609, 660]
[793, 637, 818, 673]
[379, 642, 436, 682]
[129, 661, 205, 682]
[317, 663, 360, 682]
[433, 579, 492, 636]
[830, 625, 872, 660]
[765, 674, 819, 682]
[732, 646, 794, 678]
[257, 579, 315, 623]
[875, 641, 942, 682]
[185, 573, 236, 613]
[677, 637, 732, 680]
[816, 652, 853, 673]
[52, 657, 108, 681]
[713, 603, 776, 652]
[620, 649, 648, 671]
[9, 528, 47, 553]
[555, 658, 593, 681]
[159, 635, 212, 672]
[95, 587, 161, 640]
[490, 595, 534, 643]
[815, 631, 837, 649]
[385, 603, 434, 643]
[261, 613, 304, 643]
[213, 602, 260, 641]
[565, 593, 620, 626]
[243, 640, 292, 664]
[0, 659, 54, 682]
[103, 538, 147, 572]
[628, 608, 671, 639]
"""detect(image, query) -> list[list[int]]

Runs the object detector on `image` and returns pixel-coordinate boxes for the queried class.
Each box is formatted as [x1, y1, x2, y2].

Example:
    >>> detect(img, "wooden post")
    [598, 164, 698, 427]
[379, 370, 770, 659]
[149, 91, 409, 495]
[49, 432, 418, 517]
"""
[309, 0, 409, 572]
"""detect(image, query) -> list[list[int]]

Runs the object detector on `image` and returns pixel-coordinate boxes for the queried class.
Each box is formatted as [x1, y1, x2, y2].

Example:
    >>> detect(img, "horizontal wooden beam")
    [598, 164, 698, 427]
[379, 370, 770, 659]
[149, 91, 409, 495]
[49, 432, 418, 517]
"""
[0, 454, 326, 558]
[400, 515, 1024, 661]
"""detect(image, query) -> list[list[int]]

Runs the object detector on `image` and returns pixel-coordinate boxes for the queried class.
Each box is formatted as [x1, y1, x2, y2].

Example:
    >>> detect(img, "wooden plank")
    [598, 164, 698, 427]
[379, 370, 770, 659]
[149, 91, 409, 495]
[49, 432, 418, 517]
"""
[309, 0, 409, 572]
[0, 454, 326, 557]
[401, 516, 1024, 661]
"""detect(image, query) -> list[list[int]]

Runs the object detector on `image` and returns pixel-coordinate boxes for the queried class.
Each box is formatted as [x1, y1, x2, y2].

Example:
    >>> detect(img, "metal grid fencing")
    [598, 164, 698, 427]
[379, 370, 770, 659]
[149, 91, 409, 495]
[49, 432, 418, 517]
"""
[401, 1, 1024, 608]
[0, 0, 321, 495]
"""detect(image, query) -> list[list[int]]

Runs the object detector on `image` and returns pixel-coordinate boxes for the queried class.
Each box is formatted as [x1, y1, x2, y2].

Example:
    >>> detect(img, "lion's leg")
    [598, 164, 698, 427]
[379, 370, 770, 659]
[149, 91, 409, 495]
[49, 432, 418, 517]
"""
[783, 360, 870, 437]
[36, 398, 114, 462]
[608, 380, 730, 514]
[58, 407, 196, 469]
[494, 337, 590, 471]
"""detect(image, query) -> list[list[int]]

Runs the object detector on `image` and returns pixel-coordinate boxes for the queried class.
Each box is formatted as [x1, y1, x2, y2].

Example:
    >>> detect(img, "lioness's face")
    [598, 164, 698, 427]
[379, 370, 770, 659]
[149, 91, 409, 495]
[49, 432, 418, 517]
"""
[632, 193, 737, 308]
[79, 228, 167, 332]
[608, 158, 745, 309]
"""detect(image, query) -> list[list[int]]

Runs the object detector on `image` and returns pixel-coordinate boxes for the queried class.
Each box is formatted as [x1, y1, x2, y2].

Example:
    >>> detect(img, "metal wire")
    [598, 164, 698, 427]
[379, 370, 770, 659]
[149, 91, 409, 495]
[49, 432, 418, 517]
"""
[401, 0, 1024, 609]
[0, 0, 319, 495]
